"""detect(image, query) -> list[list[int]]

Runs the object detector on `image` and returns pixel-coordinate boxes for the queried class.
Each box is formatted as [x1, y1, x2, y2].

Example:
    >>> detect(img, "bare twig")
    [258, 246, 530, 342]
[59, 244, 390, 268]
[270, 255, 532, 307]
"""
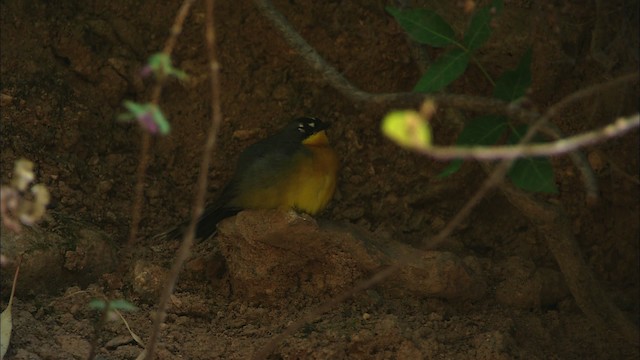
[412, 114, 639, 160]
[125, 0, 198, 258]
[143, 0, 223, 358]
[517, 73, 638, 202]
[253, 0, 521, 112]
[540, 122, 600, 203]
[126, 134, 151, 251]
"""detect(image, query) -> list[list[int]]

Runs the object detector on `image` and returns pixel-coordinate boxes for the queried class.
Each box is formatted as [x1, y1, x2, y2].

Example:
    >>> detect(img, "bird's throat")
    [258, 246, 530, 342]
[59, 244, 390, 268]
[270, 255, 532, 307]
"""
[302, 130, 330, 146]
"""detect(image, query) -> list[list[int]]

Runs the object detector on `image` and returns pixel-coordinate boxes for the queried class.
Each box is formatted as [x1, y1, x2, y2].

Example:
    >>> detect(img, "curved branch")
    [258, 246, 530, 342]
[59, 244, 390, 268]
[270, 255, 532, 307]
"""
[412, 114, 639, 160]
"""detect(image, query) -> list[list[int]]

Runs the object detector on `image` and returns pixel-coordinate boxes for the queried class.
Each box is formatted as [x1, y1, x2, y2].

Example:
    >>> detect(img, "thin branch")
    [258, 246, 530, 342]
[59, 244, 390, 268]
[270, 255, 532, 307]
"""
[253, 0, 524, 113]
[255, 0, 638, 112]
[124, 0, 198, 260]
[415, 114, 639, 160]
[143, 0, 223, 357]
[540, 123, 600, 204]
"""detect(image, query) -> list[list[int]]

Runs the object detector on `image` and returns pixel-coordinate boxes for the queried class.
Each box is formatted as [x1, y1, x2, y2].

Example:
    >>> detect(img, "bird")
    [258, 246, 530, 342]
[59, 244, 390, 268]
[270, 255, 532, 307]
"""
[164, 117, 339, 240]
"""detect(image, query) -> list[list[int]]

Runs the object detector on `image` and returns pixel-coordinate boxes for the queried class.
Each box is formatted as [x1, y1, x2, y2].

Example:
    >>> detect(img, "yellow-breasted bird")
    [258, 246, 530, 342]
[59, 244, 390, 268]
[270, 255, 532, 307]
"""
[170, 117, 339, 240]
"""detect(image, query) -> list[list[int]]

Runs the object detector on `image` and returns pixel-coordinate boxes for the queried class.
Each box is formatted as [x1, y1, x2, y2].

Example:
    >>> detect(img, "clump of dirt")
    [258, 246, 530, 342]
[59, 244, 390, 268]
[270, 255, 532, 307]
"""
[1, 0, 638, 359]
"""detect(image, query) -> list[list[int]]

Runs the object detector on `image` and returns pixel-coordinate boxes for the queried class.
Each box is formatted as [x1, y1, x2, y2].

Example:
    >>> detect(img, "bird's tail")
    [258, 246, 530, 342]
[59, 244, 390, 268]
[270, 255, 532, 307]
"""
[195, 206, 242, 239]
[153, 206, 242, 241]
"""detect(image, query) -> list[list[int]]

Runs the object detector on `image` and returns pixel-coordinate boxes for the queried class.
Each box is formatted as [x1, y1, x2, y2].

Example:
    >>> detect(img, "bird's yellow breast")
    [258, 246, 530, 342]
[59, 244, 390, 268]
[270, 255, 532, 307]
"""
[285, 132, 338, 214]
[232, 130, 338, 214]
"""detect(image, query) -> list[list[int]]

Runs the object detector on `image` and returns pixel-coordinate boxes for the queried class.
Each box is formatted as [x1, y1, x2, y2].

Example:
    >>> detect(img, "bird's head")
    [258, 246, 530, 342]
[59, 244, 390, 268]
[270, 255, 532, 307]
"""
[291, 117, 331, 146]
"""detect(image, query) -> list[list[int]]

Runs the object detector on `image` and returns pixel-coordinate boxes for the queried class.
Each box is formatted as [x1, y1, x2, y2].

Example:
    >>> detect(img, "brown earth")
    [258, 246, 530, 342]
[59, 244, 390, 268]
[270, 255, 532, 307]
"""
[1, 0, 639, 359]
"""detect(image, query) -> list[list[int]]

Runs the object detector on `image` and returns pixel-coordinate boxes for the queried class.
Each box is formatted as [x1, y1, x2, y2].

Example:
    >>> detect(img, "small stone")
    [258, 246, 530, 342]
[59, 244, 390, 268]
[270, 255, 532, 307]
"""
[272, 84, 291, 100]
[349, 175, 364, 184]
[132, 261, 168, 300]
[495, 256, 569, 308]
[229, 317, 247, 328]
[431, 216, 446, 230]
[0, 93, 14, 107]
[232, 129, 260, 141]
[587, 150, 607, 173]
[427, 312, 443, 322]
[342, 206, 365, 220]
[186, 257, 207, 273]
[97, 180, 113, 194]
[105, 335, 135, 349]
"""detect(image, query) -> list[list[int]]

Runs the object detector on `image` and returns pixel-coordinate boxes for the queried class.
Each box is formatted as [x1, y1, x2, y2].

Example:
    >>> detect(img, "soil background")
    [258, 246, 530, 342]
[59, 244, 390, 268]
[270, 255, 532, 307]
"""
[1, 0, 639, 359]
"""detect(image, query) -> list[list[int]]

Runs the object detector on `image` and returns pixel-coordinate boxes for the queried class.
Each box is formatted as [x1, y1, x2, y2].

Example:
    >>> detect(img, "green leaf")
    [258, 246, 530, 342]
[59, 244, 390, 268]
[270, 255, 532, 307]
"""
[108, 299, 138, 312]
[382, 109, 433, 149]
[463, 6, 491, 52]
[455, 115, 508, 145]
[119, 101, 171, 136]
[493, 48, 532, 101]
[506, 125, 558, 193]
[88, 299, 137, 312]
[438, 159, 464, 178]
[89, 299, 107, 310]
[146, 53, 188, 80]
[461, 0, 503, 51]
[150, 106, 171, 136]
[413, 49, 469, 93]
[508, 158, 557, 193]
[437, 115, 507, 178]
[386, 7, 456, 47]
[122, 100, 147, 117]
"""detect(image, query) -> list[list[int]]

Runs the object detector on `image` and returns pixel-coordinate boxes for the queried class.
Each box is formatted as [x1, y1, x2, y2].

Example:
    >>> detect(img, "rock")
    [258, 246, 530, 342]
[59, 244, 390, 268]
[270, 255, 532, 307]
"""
[216, 209, 486, 301]
[587, 150, 607, 173]
[12, 349, 43, 359]
[0, 212, 117, 295]
[105, 335, 135, 349]
[54, 335, 91, 359]
[131, 260, 168, 301]
[495, 256, 570, 308]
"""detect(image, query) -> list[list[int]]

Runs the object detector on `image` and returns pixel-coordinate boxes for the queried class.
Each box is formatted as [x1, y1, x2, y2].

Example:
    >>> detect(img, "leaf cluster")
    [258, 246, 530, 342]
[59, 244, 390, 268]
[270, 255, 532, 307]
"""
[387, 1, 556, 193]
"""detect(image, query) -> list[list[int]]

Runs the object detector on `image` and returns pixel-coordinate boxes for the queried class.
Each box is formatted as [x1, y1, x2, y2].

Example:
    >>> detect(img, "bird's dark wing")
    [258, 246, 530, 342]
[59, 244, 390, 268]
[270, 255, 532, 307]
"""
[195, 204, 242, 239]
